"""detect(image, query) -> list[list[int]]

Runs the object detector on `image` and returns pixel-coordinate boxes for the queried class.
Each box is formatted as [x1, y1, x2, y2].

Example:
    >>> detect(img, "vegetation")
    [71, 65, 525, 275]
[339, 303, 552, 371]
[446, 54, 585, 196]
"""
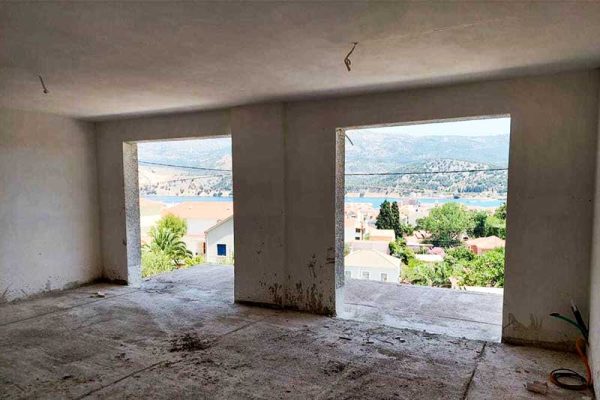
[141, 249, 175, 278]
[417, 203, 472, 247]
[389, 238, 415, 265]
[141, 214, 204, 278]
[383, 201, 507, 287]
[400, 246, 505, 288]
[144, 228, 192, 265]
[376, 200, 414, 238]
[151, 214, 188, 239]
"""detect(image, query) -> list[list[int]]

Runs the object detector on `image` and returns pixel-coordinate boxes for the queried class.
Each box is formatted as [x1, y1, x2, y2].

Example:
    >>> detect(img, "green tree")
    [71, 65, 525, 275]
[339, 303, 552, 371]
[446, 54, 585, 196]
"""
[417, 202, 473, 247]
[375, 200, 394, 231]
[494, 203, 507, 220]
[145, 227, 192, 265]
[458, 248, 505, 287]
[389, 238, 415, 265]
[469, 211, 488, 238]
[377, 201, 414, 238]
[485, 215, 506, 239]
[152, 214, 187, 239]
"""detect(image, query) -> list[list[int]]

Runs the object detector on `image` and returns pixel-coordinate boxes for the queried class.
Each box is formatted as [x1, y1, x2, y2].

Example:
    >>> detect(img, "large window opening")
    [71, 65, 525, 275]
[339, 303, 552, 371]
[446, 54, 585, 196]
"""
[340, 116, 511, 342]
[137, 137, 234, 279]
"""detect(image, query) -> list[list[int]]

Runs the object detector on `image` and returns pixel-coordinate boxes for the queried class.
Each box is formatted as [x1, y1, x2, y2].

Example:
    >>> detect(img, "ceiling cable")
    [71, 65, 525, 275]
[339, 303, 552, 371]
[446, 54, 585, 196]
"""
[344, 42, 358, 72]
[38, 75, 49, 94]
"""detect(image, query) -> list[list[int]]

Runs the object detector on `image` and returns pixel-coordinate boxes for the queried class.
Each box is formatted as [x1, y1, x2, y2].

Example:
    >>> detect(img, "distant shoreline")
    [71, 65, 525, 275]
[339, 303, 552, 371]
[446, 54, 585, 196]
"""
[143, 194, 504, 208]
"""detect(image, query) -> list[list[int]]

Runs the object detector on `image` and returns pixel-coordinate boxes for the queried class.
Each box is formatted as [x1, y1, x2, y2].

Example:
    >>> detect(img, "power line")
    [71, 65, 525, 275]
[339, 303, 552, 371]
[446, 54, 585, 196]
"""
[139, 160, 507, 177]
[139, 160, 232, 172]
[345, 168, 507, 176]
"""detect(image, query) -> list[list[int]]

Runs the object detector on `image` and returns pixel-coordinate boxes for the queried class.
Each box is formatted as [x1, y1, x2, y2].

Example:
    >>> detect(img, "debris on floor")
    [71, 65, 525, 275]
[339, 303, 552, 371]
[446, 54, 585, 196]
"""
[525, 381, 548, 395]
[170, 332, 212, 352]
[90, 291, 106, 298]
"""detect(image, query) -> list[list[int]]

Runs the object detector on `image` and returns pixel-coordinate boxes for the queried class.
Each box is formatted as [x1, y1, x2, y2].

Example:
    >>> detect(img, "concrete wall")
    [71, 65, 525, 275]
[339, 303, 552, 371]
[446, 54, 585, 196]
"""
[0, 109, 100, 301]
[95, 110, 229, 282]
[283, 69, 599, 344]
[231, 104, 286, 306]
[95, 69, 599, 348]
[589, 84, 600, 398]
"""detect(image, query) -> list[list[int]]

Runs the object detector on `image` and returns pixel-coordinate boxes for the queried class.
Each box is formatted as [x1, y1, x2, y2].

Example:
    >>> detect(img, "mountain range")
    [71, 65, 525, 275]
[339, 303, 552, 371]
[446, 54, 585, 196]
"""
[137, 134, 509, 196]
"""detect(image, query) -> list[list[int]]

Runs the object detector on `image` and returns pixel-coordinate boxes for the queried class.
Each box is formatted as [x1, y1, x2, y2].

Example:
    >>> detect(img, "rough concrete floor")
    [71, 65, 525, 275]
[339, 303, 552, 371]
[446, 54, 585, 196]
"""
[342, 278, 502, 342]
[0, 265, 593, 399]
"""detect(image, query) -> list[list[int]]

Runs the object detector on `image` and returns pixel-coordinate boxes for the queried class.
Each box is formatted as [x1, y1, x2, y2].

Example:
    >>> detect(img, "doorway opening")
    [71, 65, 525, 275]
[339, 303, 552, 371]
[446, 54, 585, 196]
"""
[134, 136, 234, 282]
[339, 116, 511, 342]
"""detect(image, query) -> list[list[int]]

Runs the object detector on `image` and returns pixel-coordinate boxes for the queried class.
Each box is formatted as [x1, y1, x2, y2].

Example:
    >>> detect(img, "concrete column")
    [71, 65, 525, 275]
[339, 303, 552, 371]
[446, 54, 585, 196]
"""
[231, 104, 287, 306]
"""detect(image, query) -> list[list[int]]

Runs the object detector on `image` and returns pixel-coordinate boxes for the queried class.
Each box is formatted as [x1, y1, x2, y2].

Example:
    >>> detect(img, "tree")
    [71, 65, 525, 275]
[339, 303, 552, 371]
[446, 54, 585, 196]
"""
[494, 203, 507, 220]
[377, 200, 414, 238]
[375, 200, 394, 231]
[152, 214, 187, 239]
[389, 238, 415, 265]
[145, 227, 192, 265]
[469, 211, 488, 238]
[417, 202, 473, 247]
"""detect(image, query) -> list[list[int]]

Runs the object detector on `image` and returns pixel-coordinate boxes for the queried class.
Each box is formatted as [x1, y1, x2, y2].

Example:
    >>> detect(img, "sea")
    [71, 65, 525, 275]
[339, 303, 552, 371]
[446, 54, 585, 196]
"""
[143, 195, 504, 208]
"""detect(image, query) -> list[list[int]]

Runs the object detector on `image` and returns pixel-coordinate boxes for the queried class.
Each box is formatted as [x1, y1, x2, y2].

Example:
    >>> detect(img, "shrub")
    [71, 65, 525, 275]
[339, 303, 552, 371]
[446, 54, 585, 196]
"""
[389, 238, 415, 265]
[141, 249, 175, 278]
[401, 246, 505, 288]
[401, 259, 455, 287]
[184, 255, 205, 267]
[457, 248, 505, 287]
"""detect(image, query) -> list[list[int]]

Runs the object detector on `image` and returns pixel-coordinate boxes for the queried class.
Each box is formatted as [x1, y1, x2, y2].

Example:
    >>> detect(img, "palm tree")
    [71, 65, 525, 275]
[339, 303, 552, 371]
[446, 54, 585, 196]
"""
[144, 227, 192, 265]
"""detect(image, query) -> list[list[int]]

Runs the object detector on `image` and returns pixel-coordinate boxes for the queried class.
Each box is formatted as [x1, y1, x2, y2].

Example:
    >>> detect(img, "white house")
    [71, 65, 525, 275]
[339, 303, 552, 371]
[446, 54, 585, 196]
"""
[161, 202, 233, 256]
[205, 215, 234, 263]
[344, 249, 402, 283]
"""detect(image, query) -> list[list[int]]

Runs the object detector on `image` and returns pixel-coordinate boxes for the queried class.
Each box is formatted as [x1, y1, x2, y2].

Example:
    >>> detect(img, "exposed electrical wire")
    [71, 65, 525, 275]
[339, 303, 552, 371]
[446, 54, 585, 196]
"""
[38, 75, 49, 94]
[344, 42, 358, 72]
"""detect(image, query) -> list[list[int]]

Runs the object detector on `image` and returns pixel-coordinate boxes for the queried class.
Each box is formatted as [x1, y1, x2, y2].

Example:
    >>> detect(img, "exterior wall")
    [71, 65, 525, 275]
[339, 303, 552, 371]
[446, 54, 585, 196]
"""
[285, 69, 599, 345]
[95, 110, 229, 282]
[205, 218, 234, 263]
[188, 218, 219, 235]
[345, 266, 399, 283]
[0, 109, 100, 301]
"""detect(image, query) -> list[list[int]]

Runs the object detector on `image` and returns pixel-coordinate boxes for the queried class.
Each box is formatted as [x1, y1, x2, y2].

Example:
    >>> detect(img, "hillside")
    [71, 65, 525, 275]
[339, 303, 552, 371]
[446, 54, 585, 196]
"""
[345, 159, 507, 195]
[137, 134, 509, 196]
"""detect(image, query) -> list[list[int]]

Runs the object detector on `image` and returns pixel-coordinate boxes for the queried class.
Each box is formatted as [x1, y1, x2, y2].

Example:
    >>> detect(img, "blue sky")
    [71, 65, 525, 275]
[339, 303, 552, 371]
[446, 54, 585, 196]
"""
[346, 117, 510, 137]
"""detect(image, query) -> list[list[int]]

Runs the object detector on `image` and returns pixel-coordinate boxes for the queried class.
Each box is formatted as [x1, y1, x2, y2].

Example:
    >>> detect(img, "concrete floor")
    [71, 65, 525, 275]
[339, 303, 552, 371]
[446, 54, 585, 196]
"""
[0, 265, 592, 399]
[342, 279, 502, 342]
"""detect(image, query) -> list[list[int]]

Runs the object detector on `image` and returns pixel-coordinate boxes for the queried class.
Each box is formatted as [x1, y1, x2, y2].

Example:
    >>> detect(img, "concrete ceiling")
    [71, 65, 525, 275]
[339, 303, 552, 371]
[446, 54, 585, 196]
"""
[2, 2, 600, 119]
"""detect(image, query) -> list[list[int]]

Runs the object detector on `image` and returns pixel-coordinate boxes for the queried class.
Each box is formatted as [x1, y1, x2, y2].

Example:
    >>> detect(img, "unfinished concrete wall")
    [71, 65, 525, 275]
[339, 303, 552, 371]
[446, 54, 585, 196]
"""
[0, 109, 100, 301]
[589, 85, 600, 397]
[94, 70, 598, 349]
[284, 69, 599, 345]
[231, 104, 286, 306]
[95, 110, 229, 282]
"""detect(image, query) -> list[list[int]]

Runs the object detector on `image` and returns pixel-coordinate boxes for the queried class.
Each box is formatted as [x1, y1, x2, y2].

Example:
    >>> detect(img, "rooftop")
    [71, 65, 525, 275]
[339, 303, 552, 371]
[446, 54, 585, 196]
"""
[345, 249, 401, 270]
[162, 202, 233, 220]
